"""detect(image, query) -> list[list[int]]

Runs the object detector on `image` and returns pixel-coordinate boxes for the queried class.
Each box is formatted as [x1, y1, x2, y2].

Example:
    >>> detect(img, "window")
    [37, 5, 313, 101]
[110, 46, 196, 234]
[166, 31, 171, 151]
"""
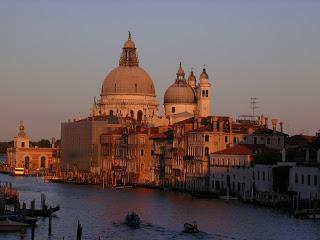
[202, 90, 205, 97]
[114, 83, 117, 91]
[205, 90, 208, 97]
[257, 171, 260, 180]
[308, 175, 310, 185]
[278, 138, 281, 145]
[263, 171, 265, 181]
[295, 174, 298, 184]
[314, 176, 318, 186]
[233, 137, 237, 143]
[267, 138, 271, 144]
[252, 171, 255, 180]
[21, 142, 25, 148]
[135, 83, 137, 92]
[40, 156, 46, 169]
[301, 175, 304, 185]
[172, 107, 175, 113]
[109, 110, 114, 116]
[141, 149, 144, 156]
[205, 135, 209, 142]
[225, 136, 228, 143]
[204, 147, 209, 156]
[254, 137, 258, 145]
[211, 180, 215, 189]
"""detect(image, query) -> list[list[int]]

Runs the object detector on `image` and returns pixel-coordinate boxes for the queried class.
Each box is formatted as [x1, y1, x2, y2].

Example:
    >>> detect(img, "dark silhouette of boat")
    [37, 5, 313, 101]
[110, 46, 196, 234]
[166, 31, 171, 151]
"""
[0, 215, 38, 225]
[0, 218, 28, 231]
[183, 222, 199, 233]
[25, 205, 60, 217]
[125, 212, 141, 229]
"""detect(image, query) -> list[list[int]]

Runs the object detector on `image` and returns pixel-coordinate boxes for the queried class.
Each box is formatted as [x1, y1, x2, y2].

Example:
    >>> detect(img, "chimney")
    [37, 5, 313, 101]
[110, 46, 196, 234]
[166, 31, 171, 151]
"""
[51, 137, 56, 148]
[212, 117, 218, 132]
[282, 148, 286, 162]
[265, 117, 269, 128]
[229, 117, 233, 133]
[279, 122, 283, 133]
[271, 119, 278, 132]
[317, 149, 320, 163]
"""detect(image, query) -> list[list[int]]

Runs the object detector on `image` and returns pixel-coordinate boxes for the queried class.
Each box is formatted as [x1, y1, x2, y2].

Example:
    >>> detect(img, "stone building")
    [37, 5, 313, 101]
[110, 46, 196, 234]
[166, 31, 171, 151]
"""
[7, 122, 58, 174]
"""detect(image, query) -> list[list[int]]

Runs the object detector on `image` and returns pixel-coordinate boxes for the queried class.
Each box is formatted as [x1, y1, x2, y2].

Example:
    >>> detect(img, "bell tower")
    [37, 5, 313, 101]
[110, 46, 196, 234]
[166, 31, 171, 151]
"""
[14, 121, 30, 148]
[197, 66, 211, 117]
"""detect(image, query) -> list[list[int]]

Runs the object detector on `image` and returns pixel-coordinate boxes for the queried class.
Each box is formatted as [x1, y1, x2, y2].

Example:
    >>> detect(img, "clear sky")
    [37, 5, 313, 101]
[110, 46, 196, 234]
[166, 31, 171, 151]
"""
[0, 0, 319, 141]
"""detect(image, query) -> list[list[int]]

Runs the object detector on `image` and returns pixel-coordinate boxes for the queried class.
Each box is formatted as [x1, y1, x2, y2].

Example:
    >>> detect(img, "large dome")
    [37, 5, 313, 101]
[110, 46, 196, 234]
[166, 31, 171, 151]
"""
[101, 66, 155, 96]
[164, 80, 196, 104]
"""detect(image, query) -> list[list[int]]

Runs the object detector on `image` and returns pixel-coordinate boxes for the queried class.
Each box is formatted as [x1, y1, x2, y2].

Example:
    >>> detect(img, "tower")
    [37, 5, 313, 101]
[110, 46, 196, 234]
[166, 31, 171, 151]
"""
[14, 121, 30, 148]
[197, 67, 211, 117]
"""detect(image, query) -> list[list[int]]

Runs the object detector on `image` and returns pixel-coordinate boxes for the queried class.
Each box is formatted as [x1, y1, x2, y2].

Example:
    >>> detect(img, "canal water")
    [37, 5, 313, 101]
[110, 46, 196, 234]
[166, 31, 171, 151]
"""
[0, 174, 319, 240]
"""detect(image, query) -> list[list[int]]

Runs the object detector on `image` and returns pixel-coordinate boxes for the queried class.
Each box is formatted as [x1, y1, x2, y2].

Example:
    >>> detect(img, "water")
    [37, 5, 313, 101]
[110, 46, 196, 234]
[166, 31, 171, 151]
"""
[0, 174, 319, 240]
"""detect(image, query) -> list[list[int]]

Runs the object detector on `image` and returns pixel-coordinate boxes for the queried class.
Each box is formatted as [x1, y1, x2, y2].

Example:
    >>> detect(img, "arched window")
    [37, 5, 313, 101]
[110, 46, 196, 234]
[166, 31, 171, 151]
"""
[172, 107, 175, 113]
[135, 83, 137, 92]
[40, 156, 46, 169]
[109, 110, 114, 116]
[137, 110, 143, 123]
[205, 135, 209, 142]
[233, 137, 237, 143]
[25, 156, 30, 170]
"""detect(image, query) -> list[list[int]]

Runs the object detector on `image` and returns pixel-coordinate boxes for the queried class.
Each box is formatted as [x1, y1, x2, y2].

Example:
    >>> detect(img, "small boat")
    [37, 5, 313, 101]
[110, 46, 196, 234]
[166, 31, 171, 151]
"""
[0, 218, 28, 231]
[25, 205, 60, 217]
[125, 212, 141, 229]
[183, 222, 199, 233]
[0, 215, 38, 225]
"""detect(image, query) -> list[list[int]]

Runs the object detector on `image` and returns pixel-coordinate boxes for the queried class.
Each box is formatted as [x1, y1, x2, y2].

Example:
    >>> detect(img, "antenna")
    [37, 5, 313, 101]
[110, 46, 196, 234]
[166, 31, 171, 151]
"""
[249, 97, 258, 120]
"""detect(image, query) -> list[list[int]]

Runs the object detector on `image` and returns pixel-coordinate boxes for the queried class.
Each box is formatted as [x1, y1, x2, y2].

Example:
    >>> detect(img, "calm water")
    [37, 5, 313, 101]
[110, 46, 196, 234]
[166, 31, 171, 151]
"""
[0, 174, 319, 240]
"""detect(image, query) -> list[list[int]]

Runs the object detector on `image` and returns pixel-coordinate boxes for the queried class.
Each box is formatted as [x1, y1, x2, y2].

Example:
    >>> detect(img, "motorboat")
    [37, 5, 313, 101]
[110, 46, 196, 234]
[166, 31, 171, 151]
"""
[0, 218, 28, 231]
[125, 212, 141, 229]
[183, 222, 199, 233]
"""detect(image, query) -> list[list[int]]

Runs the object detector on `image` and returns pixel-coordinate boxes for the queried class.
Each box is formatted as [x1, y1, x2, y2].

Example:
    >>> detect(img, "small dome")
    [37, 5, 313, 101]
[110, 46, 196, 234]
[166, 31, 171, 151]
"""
[164, 81, 196, 104]
[187, 71, 196, 83]
[123, 39, 135, 49]
[200, 67, 208, 80]
[123, 31, 136, 49]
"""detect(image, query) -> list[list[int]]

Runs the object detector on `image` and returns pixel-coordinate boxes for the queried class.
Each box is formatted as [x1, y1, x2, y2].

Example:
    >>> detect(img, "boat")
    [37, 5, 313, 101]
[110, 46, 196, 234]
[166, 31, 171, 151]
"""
[0, 215, 38, 225]
[125, 212, 141, 229]
[183, 222, 199, 233]
[0, 218, 28, 231]
[295, 208, 320, 219]
[25, 205, 60, 217]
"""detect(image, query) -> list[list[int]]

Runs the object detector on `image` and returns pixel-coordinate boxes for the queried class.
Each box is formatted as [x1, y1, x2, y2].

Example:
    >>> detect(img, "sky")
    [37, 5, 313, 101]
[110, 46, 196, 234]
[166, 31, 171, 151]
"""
[0, 0, 319, 141]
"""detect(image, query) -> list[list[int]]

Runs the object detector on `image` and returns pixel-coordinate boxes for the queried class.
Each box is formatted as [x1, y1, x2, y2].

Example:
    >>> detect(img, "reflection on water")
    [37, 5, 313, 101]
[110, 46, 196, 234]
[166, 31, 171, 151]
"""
[0, 174, 319, 240]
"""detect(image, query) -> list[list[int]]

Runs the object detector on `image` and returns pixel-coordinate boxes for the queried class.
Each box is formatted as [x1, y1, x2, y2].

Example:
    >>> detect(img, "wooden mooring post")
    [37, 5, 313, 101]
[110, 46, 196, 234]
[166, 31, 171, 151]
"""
[31, 224, 35, 240]
[76, 220, 82, 240]
[48, 207, 53, 236]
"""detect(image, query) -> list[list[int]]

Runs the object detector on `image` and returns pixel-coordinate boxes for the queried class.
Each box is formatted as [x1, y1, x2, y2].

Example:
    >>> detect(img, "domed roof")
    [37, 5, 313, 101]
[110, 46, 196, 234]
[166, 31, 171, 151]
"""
[200, 67, 209, 80]
[101, 66, 155, 96]
[123, 32, 135, 48]
[101, 32, 156, 97]
[164, 81, 196, 104]
[164, 63, 196, 104]
[187, 70, 196, 83]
